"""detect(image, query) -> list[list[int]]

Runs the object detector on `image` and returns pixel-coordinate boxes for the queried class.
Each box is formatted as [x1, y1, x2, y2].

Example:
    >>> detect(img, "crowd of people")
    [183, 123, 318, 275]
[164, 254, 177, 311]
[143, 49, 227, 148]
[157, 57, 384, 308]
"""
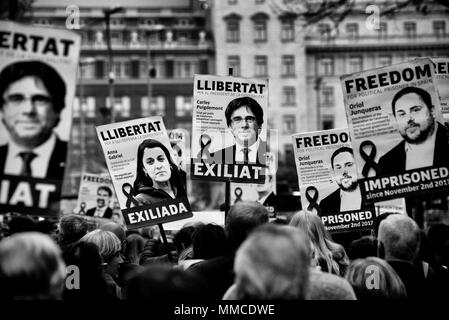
[0, 201, 449, 300]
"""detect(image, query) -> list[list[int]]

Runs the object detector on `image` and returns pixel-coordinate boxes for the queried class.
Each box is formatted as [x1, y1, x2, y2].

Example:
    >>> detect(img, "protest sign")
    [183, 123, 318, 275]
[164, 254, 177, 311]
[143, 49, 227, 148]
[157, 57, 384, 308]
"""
[292, 128, 376, 233]
[341, 58, 449, 203]
[191, 74, 269, 183]
[75, 172, 118, 220]
[0, 21, 80, 216]
[432, 57, 449, 124]
[96, 117, 193, 229]
[168, 128, 189, 191]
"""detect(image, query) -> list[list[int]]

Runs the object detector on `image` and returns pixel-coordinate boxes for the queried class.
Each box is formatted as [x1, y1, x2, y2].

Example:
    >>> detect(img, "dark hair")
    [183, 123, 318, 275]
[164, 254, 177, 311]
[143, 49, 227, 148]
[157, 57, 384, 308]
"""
[391, 86, 433, 116]
[224, 96, 264, 127]
[192, 224, 227, 259]
[97, 186, 112, 197]
[133, 139, 185, 195]
[330, 146, 353, 169]
[0, 60, 66, 113]
[58, 215, 88, 248]
[226, 201, 269, 251]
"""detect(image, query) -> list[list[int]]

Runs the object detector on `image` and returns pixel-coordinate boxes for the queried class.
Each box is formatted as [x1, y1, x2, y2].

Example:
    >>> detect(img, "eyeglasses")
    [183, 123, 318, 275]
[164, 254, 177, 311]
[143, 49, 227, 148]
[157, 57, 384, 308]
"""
[231, 116, 257, 124]
[2, 94, 52, 108]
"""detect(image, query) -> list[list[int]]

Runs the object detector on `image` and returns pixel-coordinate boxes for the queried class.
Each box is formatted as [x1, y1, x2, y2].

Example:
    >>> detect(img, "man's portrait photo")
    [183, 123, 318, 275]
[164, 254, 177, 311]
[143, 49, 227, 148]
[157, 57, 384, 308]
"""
[0, 60, 68, 180]
[216, 96, 266, 165]
[85, 185, 113, 219]
[378, 86, 449, 175]
[320, 147, 363, 214]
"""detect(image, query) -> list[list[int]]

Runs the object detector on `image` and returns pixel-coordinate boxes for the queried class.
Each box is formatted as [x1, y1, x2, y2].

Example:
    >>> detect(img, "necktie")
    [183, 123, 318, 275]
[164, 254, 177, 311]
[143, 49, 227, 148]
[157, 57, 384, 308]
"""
[242, 148, 249, 163]
[19, 152, 37, 176]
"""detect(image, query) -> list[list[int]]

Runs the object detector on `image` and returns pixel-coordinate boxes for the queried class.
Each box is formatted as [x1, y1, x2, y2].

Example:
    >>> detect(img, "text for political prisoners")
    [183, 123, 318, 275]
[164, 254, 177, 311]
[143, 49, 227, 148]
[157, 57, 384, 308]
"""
[341, 58, 448, 202]
[191, 74, 269, 183]
[96, 117, 192, 229]
[292, 128, 376, 234]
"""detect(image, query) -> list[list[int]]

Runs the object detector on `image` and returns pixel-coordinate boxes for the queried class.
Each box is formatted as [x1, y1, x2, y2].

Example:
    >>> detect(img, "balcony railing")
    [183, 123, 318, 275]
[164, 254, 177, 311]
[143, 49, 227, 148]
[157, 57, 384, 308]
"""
[81, 40, 213, 50]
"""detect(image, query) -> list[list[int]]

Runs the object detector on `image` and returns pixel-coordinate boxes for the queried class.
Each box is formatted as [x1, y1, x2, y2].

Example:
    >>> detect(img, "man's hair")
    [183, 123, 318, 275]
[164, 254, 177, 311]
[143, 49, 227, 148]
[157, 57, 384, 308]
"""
[378, 214, 420, 262]
[234, 224, 311, 300]
[0, 60, 66, 113]
[330, 147, 353, 169]
[58, 214, 88, 247]
[224, 96, 264, 127]
[225, 201, 269, 251]
[0, 232, 66, 300]
[97, 186, 112, 197]
[391, 86, 433, 117]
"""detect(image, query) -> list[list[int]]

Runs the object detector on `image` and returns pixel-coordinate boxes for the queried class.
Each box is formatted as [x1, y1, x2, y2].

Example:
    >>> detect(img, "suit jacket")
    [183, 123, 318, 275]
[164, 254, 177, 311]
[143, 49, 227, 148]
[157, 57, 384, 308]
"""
[378, 123, 449, 176]
[86, 206, 113, 219]
[0, 138, 67, 180]
[319, 187, 372, 216]
[213, 140, 267, 165]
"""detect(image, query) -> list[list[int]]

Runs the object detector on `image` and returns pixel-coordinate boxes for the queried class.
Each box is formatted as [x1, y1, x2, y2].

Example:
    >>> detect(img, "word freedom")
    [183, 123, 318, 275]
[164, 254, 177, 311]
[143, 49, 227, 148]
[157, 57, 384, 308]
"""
[295, 132, 349, 148]
[99, 121, 162, 141]
[344, 64, 431, 94]
[197, 79, 266, 94]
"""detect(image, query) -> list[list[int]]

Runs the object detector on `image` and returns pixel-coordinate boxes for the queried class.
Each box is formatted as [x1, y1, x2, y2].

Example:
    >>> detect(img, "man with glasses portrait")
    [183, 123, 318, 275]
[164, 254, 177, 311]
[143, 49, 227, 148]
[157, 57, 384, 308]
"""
[0, 60, 68, 180]
[216, 96, 267, 165]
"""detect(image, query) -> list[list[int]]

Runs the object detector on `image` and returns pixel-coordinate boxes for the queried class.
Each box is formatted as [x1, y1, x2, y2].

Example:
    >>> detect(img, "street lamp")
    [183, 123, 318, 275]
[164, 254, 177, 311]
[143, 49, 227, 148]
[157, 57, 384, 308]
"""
[144, 24, 165, 114]
[104, 6, 124, 123]
[78, 57, 96, 173]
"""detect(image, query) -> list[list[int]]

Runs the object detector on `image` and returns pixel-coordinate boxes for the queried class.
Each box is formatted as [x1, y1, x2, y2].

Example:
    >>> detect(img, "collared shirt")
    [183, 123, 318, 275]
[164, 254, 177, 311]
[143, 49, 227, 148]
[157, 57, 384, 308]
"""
[235, 139, 260, 163]
[5, 133, 56, 178]
[340, 186, 362, 212]
[405, 127, 437, 171]
[94, 206, 108, 218]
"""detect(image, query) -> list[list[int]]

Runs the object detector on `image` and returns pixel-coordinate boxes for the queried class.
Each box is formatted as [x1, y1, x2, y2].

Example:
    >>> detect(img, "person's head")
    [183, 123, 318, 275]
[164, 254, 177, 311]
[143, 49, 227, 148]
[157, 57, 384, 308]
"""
[7, 215, 36, 235]
[255, 173, 274, 195]
[134, 139, 180, 191]
[348, 236, 378, 260]
[225, 201, 269, 251]
[0, 61, 66, 149]
[331, 147, 358, 192]
[225, 97, 264, 147]
[173, 225, 196, 254]
[123, 233, 146, 265]
[391, 86, 436, 144]
[234, 224, 311, 300]
[0, 232, 66, 300]
[192, 224, 227, 260]
[57, 214, 88, 247]
[378, 214, 420, 262]
[125, 265, 208, 301]
[345, 257, 407, 300]
[308, 270, 356, 300]
[80, 230, 123, 277]
[96, 186, 112, 209]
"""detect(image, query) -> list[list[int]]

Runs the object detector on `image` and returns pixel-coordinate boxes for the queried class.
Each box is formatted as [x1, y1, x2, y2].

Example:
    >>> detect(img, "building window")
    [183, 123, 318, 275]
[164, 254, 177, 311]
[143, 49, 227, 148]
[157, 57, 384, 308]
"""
[175, 61, 198, 78]
[320, 87, 334, 106]
[346, 23, 359, 39]
[281, 19, 295, 41]
[282, 86, 296, 106]
[141, 96, 165, 116]
[256, 0, 265, 3]
[254, 19, 267, 42]
[106, 97, 130, 118]
[348, 56, 363, 73]
[283, 115, 296, 134]
[378, 22, 387, 39]
[404, 22, 416, 38]
[318, 57, 334, 76]
[227, 56, 241, 77]
[226, 20, 240, 42]
[318, 23, 331, 40]
[433, 21, 446, 38]
[228, 0, 237, 4]
[378, 55, 392, 67]
[79, 63, 95, 79]
[322, 118, 334, 130]
[112, 61, 130, 79]
[282, 55, 295, 77]
[73, 97, 96, 118]
[255, 55, 268, 77]
[176, 96, 193, 117]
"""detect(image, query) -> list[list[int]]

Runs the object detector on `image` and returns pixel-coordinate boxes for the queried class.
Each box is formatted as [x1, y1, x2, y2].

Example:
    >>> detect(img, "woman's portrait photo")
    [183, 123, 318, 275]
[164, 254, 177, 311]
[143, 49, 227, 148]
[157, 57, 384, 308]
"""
[132, 138, 187, 206]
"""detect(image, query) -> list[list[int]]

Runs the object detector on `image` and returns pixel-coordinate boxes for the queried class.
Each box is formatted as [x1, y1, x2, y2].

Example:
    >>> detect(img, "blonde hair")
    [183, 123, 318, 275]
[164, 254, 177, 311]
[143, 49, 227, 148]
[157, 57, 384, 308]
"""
[345, 257, 407, 300]
[234, 224, 311, 300]
[81, 229, 121, 263]
[289, 210, 343, 275]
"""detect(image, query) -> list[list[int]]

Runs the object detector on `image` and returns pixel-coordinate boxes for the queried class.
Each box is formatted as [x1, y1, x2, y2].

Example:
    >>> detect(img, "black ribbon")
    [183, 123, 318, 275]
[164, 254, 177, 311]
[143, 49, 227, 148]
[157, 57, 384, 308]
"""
[122, 183, 139, 208]
[305, 186, 321, 215]
[359, 140, 380, 177]
[197, 133, 214, 162]
[234, 187, 243, 203]
[79, 202, 86, 215]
